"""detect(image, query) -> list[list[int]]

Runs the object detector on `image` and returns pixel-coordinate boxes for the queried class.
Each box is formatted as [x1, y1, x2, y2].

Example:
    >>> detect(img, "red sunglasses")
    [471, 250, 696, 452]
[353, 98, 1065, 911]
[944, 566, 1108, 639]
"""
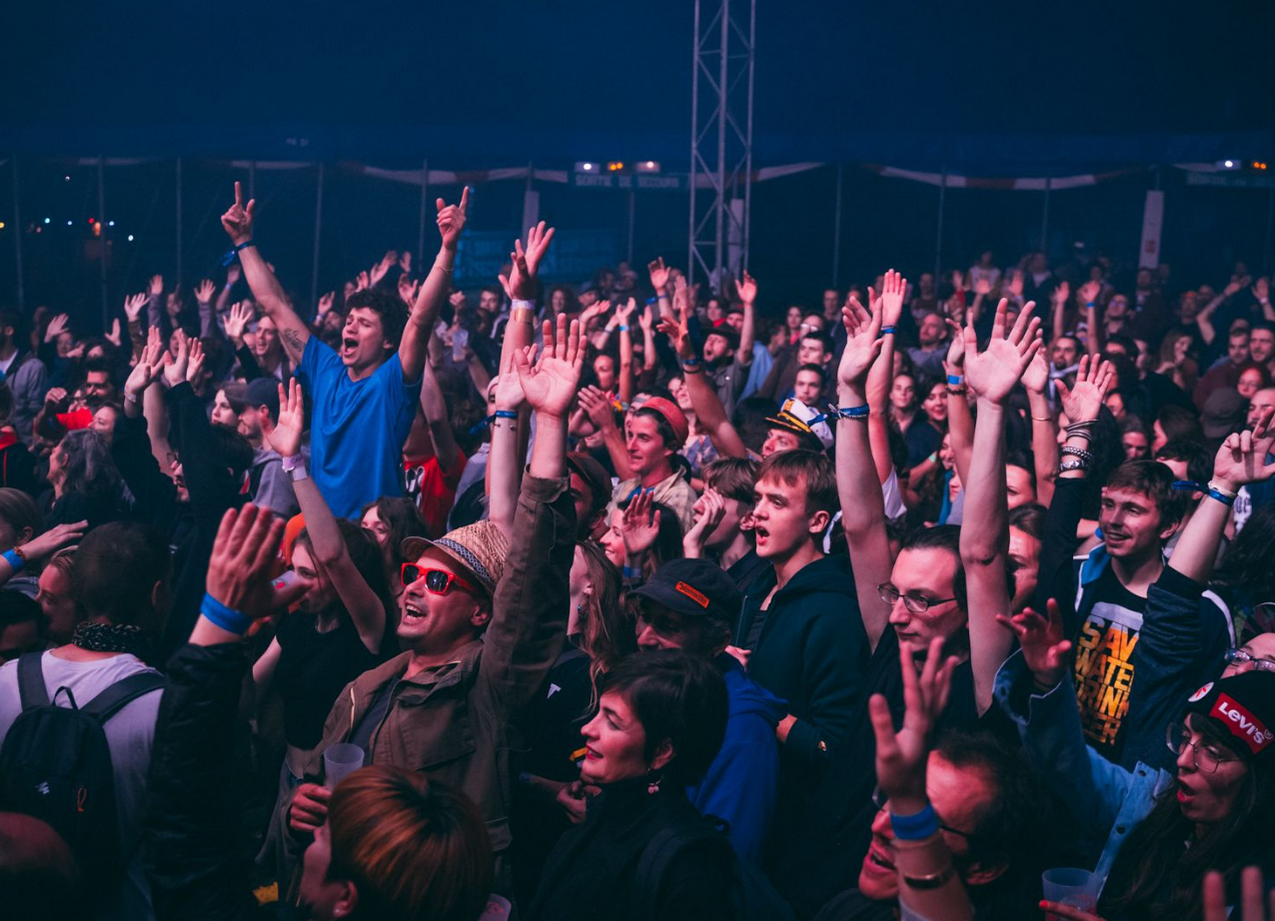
[401, 563, 479, 596]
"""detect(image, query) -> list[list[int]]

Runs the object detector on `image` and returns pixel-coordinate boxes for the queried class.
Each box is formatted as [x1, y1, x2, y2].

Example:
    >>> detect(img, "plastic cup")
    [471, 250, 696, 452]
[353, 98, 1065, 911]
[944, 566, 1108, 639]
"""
[323, 743, 365, 790]
[1042, 868, 1099, 920]
[481, 895, 512, 920]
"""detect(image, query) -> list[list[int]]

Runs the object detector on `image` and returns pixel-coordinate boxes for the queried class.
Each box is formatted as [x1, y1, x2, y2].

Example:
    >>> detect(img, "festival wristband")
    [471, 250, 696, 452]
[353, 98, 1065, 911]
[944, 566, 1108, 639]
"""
[511, 299, 535, 324]
[1207, 480, 1239, 500]
[832, 404, 870, 420]
[221, 240, 256, 267]
[201, 592, 253, 635]
[880, 326, 897, 336]
[889, 802, 940, 841]
[469, 409, 519, 435]
[618, 325, 630, 333]
[2, 549, 23, 573]
[946, 374, 963, 386]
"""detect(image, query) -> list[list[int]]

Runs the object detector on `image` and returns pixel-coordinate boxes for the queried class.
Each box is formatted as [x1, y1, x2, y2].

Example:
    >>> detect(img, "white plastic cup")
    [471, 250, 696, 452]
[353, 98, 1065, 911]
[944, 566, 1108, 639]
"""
[323, 743, 365, 790]
[1042, 868, 1099, 920]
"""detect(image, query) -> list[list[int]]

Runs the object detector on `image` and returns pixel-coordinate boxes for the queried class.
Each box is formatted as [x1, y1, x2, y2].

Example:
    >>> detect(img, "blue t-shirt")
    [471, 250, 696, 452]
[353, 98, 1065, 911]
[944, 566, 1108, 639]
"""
[297, 337, 421, 518]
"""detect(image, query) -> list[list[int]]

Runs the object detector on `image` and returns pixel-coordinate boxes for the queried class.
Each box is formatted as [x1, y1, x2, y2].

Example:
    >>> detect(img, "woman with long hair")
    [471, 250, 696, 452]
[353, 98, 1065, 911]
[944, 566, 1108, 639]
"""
[526, 650, 734, 921]
[360, 495, 428, 606]
[44, 428, 129, 528]
[1213, 503, 1275, 642]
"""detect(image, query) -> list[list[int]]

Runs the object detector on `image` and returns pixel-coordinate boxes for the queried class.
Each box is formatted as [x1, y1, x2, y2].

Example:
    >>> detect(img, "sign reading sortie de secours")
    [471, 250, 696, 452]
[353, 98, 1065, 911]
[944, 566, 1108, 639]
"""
[572, 173, 688, 191]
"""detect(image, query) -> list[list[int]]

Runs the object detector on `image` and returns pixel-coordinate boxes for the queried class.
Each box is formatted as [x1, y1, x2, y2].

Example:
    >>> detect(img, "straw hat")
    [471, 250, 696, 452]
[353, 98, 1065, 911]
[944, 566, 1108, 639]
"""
[401, 520, 509, 595]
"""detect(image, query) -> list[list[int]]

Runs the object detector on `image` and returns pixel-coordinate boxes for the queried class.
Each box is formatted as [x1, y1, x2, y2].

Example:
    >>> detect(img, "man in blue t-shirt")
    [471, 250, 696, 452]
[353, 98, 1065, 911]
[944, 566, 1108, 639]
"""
[221, 182, 469, 517]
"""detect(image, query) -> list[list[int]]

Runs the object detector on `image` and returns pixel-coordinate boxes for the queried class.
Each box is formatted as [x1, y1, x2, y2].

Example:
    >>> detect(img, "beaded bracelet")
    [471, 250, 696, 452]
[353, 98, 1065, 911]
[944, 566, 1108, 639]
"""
[1060, 445, 1095, 464]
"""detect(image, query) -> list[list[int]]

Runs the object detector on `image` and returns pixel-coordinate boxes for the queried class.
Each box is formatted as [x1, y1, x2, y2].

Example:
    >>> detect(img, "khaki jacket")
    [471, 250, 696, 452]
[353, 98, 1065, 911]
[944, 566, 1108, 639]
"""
[286, 474, 574, 854]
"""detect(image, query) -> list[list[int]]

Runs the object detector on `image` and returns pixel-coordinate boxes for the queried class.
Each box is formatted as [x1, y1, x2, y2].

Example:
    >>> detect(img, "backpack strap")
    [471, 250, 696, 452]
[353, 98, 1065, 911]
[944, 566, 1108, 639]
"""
[16, 652, 50, 710]
[80, 672, 167, 723]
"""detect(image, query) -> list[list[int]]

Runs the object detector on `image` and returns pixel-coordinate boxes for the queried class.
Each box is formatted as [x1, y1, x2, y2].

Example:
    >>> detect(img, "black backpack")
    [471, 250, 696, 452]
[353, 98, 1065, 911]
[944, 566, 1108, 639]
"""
[634, 821, 796, 921]
[0, 653, 166, 888]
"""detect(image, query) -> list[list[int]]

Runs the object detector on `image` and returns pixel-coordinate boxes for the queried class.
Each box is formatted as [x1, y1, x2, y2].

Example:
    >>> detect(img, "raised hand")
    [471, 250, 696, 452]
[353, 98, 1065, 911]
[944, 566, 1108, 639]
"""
[317, 291, 335, 317]
[225, 301, 254, 346]
[104, 319, 122, 348]
[370, 251, 397, 287]
[354, 271, 369, 292]
[206, 504, 306, 620]
[656, 290, 695, 360]
[944, 317, 965, 373]
[220, 182, 255, 245]
[513, 314, 585, 418]
[263, 379, 305, 459]
[1211, 406, 1275, 491]
[995, 598, 1072, 690]
[499, 220, 556, 301]
[683, 488, 726, 558]
[638, 302, 655, 334]
[1055, 354, 1114, 424]
[225, 263, 242, 287]
[962, 298, 1043, 404]
[578, 385, 619, 432]
[869, 636, 960, 812]
[1051, 280, 1070, 311]
[578, 300, 611, 329]
[436, 187, 470, 251]
[18, 520, 87, 562]
[837, 292, 884, 393]
[1078, 279, 1102, 306]
[397, 273, 420, 306]
[163, 329, 191, 388]
[1021, 346, 1050, 395]
[186, 337, 206, 384]
[44, 313, 70, 343]
[149, 274, 165, 297]
[448, 290, 467, 310]
[398, 250, 412, 275]
[737, 269, 758, 305]
[878, 269, 907, 326]
[123, 292, 148, 323]
[648, 257, 672, 293]
[194, 279, 216, 304]
[973, 276, 991, 297]
[1005, 270, 1024, 300]
[125, 327, 166, 399]
[621, 488, 663, 556]
[1253, 277, 1271, 303]
[617, 298, 638, 325]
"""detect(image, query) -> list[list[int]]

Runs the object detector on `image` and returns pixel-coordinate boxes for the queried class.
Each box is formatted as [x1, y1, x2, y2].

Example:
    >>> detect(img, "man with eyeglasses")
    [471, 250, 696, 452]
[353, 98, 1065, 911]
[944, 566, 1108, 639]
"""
[279, 315, 584, 895]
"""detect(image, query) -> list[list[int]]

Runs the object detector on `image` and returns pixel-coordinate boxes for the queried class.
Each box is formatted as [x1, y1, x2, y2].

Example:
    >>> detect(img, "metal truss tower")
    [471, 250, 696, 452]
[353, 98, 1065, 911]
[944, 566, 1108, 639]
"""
[688, 0, 756, 292]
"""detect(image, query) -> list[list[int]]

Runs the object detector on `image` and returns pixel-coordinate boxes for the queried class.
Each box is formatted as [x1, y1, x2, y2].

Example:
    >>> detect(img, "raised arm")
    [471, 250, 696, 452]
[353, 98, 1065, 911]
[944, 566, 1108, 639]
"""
[616, 299, 637, 406]
[943, 318, 975, 488]
[264, 380, 386, 655]
[399, 189, 469, 383]
[220, 181, 310, 363]
[1021, 346, 1059, 508]
[659, 288, 749, 459]
[834, 288, 893, 651]
[1196, 282, 1237, 346]
[419, 359, 462, 474]
[578, 386, 634, 479]
[866, 272, 906, 484]
[488, 348, 528, 540]
[960, 298, 1042, 714]
[737, 270, 758, 366]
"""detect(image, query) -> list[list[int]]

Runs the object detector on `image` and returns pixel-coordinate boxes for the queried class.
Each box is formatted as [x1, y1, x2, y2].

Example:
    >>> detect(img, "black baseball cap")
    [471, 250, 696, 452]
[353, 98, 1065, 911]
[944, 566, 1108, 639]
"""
[631, 559, 742, 625]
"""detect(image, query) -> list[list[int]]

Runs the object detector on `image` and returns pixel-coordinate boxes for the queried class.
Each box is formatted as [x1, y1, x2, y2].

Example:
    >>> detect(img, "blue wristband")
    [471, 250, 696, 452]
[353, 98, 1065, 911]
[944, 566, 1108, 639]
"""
[622, 566, 643, 579]
[618, 325, 630, 333]
[889, 802, 941, 841]
[947, 374, 963, 386]
[2, 549, 23, 573]
[221, 239, 256, 267]
[880, 326, 897, 336]
[201, 592, 253, 635]
[833, 404, 870, 420]
[1208, 488, 1236, 507]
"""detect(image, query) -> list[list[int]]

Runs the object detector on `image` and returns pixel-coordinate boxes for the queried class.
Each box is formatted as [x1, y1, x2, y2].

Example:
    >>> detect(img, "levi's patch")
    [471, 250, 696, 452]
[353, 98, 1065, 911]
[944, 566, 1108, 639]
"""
[675, 581, 710, 608]
[1211, 694, 1275, 755]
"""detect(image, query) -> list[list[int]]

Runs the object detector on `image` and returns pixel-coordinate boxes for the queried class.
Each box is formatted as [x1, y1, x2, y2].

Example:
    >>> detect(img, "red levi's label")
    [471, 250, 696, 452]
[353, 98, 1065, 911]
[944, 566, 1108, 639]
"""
[1211, 694, 1275, 755]
[675, 581, 710, 609]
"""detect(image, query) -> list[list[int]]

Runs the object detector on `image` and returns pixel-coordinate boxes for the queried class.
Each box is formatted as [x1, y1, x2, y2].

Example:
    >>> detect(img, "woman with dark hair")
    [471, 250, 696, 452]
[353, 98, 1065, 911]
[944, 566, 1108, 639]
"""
[209, 381, 250, 431]
[526, 649, 735, 921]
[1213, 504, 1275, 642]
[360, 495, 428, 605]
[44, 428, 130, 528]
[253, 382, 393, 807]
[512, 539, 634, 903]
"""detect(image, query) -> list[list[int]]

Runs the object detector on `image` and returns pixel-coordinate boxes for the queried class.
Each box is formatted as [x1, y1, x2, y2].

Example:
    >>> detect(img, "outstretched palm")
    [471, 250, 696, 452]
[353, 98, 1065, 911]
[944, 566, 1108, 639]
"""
[879, 269, 907, 326]
[1055, 354, 1114, 424]
[995, 599, 1072, 688]
[837, 294, 883, 391]
[1212, 407, 1275, 488]
[515, 314, 584, 417]
[963, 298, 1042, 404]
[264, 379, 305, 459]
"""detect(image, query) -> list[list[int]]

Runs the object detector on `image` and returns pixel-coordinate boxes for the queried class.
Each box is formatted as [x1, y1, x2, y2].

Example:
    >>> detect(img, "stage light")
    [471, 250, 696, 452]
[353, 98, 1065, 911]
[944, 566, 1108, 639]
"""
[637, 161, 661, 173]
[66, 220, 73, 226]
[1221, 160, 1238, 169]
[43, 217, 50, 224]
[0, 222, 6, 230]
[127, 234, 135, 242]
[574, 161, 600, 173]
[63, 175, 70, 182]
[108, 220, 115, 227]
[606, 161, 625, 172]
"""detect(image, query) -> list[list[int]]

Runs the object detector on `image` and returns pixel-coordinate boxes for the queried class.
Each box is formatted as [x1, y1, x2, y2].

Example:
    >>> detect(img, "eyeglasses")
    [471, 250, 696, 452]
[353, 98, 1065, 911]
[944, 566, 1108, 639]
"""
[878, 583, 957, 614]
[400, 564, 478, 596]
[1165, 723, 1236, 773]
[1224, 648, 1275, 674]
[871, 785, 975, 840]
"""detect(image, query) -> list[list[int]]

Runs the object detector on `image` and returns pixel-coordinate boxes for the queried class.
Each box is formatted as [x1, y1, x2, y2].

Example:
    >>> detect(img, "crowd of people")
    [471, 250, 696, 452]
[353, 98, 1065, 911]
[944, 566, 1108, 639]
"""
[0, 180, 1274, 921]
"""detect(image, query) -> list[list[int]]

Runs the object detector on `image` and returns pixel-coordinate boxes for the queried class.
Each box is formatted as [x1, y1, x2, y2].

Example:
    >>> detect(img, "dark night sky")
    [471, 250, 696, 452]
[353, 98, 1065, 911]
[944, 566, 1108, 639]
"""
[4, 1, 1272, 165]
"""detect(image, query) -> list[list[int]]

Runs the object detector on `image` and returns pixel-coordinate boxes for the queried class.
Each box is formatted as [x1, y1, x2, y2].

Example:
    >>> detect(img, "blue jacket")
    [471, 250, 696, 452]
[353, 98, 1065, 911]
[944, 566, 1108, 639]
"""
[994, 651, 1173, 896]
[688, 654, 786, 863]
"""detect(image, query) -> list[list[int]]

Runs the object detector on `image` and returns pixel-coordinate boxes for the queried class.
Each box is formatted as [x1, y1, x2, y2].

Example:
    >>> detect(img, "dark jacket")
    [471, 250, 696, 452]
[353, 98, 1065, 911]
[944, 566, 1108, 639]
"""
[526, 781, 735, 921]
[282, 474, 574, 857]
[687, 654, 785, 863]
[144, 642, 258, 921]
[735, 553, 867, 772]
